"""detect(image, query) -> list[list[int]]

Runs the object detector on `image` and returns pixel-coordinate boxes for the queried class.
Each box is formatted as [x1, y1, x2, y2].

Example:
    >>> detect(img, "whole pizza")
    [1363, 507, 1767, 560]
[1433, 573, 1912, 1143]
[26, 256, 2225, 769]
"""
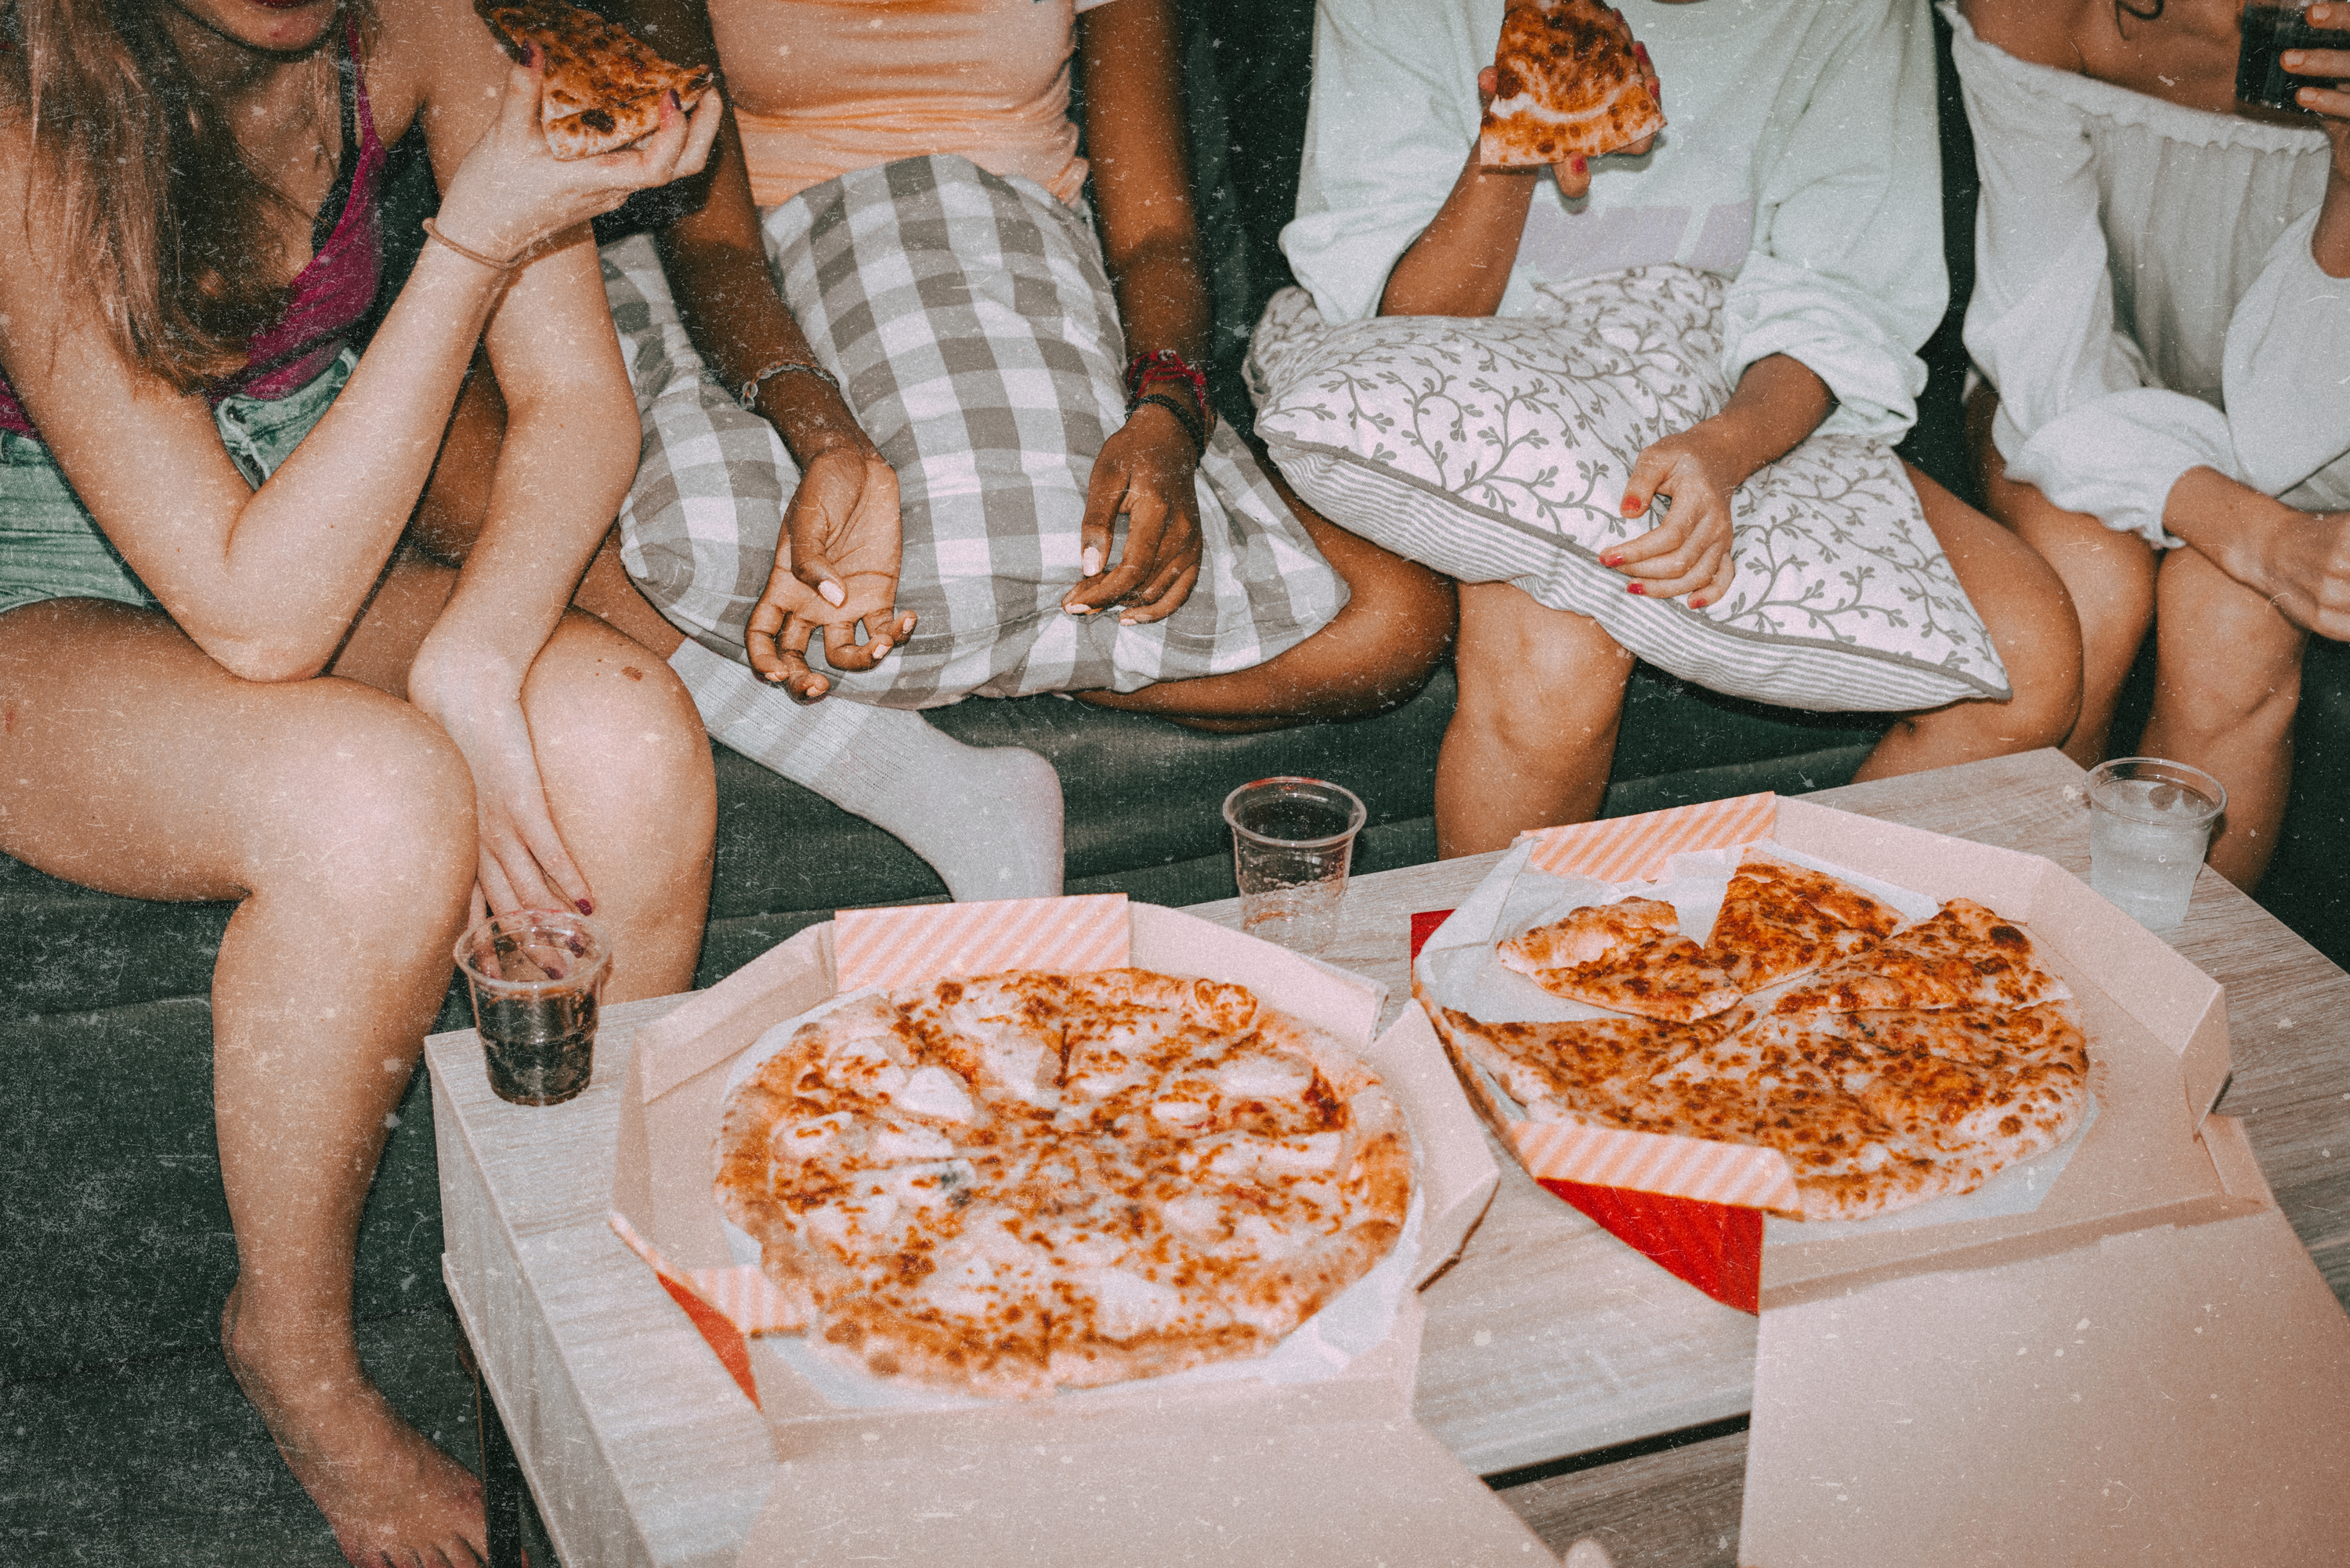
[1440, 847, 2090, 1223]
[714, 969, 1413, 1399]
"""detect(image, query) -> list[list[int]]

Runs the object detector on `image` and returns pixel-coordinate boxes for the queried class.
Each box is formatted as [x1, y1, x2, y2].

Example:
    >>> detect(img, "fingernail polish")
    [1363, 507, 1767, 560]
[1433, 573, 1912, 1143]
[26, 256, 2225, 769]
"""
[819, 580, 845, 606]
[870, 638, 891, 657]
[1572, 157, 1589, 176]
[1628, 583, 1645, 595]
[1622, 494, 1641, 515]
[1066, 603, 1090, 616]
[1083, 547, 1103, 576]
[1600, 554, 1622, 567]
[577, 899, 594, 915]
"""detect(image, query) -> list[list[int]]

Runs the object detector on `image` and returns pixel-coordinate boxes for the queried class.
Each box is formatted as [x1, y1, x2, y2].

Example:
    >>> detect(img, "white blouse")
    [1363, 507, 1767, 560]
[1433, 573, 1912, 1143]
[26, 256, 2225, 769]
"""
[1947, 2, 2345, 545]
[1281, 0, 1947, 442]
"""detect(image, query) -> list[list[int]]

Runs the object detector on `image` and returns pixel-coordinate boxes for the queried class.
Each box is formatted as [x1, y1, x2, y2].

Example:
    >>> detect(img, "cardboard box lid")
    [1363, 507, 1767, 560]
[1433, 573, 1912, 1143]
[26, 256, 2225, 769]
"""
[736, 1407, 1557, 1566]
[1741, 1127, 2350, 1565]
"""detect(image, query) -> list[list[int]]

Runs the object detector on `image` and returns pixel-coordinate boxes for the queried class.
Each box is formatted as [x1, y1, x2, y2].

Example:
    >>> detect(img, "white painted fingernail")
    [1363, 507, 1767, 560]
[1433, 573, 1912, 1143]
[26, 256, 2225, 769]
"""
[1066, 603, 1090, 616]
[1083, 547, 1103, 576]
[870, 638, 891, 657]
[819, 580, 845, 607]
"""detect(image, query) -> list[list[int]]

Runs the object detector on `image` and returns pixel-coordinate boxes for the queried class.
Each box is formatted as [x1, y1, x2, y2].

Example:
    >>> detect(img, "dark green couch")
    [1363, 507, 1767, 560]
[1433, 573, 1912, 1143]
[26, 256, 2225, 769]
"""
[6, 2, 2345, 1401]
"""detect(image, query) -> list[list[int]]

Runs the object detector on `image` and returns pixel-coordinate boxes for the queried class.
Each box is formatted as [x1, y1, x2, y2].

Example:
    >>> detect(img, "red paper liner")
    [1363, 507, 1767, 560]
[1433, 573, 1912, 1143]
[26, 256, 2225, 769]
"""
[1540, 1179, 1761, 1314]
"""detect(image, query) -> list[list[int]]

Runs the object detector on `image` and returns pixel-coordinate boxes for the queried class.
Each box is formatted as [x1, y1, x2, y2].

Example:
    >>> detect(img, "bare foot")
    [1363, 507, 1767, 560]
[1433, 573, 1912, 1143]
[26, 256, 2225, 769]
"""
[223, 1284, 490, 1567]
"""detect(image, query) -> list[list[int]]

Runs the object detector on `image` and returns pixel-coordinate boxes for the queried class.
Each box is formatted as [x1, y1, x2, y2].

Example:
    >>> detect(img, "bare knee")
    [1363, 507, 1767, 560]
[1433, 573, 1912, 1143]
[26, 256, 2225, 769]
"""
[522, 616, 717, 855]
[266, 688, 477, 899]
[1455, 587, 1633, 741]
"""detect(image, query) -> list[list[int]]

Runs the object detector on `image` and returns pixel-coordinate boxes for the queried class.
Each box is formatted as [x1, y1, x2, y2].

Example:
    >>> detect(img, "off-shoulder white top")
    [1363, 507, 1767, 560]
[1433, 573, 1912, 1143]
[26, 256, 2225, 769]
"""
[1947, 2, 2344, 544]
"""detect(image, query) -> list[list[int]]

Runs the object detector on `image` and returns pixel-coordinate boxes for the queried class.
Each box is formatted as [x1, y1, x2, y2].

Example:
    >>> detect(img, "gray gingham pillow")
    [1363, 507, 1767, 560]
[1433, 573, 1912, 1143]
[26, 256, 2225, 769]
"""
[1245, 266, 2010, 712]
[604, 155, 1341, 709]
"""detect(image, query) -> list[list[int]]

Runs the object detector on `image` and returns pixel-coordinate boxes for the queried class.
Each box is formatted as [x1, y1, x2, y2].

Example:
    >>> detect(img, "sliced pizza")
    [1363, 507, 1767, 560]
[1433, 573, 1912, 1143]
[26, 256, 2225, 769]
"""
[476, 0, 715, 160]
[1702, 848, 1902, 994]
[1499, 895, 1683, 975]
[1434, 1006, 1726, 1123]
[1770, 898, 2072, 1016]
[1479, 0, 1665, 168]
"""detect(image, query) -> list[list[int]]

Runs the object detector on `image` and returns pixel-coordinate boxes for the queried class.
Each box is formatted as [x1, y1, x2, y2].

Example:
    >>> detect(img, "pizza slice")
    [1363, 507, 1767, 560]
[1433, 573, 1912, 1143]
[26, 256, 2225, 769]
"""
[1499, 895, 1683, 975]
[1434, 1006, 1726, 1123]
[1479, 0, 1665, 169]
[476, 0, 715, 160]
[1771, 898, 2072, 1016]
[1702, 849, 1903, 994]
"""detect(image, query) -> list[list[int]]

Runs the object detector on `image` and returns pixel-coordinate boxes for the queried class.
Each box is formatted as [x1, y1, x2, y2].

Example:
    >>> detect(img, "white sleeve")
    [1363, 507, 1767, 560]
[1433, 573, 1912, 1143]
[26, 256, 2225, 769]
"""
[1724, 0, 1946, 442]
[1951, 15, 2227, 545]
[1280, 0, 1493, 325]
[2222, 207, 2350, 500]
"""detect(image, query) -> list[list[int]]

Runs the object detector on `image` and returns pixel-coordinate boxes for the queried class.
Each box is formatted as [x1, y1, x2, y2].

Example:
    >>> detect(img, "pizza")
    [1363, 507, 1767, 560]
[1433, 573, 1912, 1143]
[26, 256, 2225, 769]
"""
[475, 0, 715, 160]
[1499, 896, 1741, 1023]
[1479, 0, 1665, 169]
[1441, 864, 2090, 1222]
[1770, 897, 2072, 1016]
[1702, 847, 1903, 994]
[712, 969, 1412, 1400]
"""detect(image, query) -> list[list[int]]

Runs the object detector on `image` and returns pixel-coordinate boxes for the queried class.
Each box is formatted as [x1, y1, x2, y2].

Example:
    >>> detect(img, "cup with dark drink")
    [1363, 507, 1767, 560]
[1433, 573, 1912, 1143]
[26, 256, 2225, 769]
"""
[454, 909, 611, 1106]
[2240, 1, 2350, 113]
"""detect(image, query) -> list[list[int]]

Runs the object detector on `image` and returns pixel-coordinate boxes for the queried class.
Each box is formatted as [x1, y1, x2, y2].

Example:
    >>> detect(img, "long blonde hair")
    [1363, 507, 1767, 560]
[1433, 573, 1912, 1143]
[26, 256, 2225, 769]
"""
[2, 0, 371, 392]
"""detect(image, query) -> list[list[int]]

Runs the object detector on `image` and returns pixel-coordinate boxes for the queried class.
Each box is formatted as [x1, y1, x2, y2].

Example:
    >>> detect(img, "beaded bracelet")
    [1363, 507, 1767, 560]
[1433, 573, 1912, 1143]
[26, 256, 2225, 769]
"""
[1123, 349, 1210, 421]
[739, 359, 841, 410]
[1131, 390, 1206, 461]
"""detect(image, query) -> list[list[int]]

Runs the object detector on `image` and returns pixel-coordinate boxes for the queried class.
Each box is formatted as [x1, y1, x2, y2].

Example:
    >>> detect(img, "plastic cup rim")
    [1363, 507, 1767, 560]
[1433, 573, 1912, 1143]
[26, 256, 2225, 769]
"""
[2085, 756, 2227, 826]
[454, 907, 613, 995]
[1221, 775, 1369, 851]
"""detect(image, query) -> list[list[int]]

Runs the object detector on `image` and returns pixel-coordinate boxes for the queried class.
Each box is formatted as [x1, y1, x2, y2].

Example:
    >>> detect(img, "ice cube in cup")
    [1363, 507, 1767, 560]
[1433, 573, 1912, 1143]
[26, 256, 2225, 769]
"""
[2085, 759, 2225, 934]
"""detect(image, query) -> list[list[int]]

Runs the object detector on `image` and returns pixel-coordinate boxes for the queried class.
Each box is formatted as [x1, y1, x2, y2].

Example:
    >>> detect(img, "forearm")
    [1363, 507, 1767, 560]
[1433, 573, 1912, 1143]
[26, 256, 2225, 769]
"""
[1378, 154, 1533, 318]
[1698, 355, 1835, 486]
[175, 243, 510, 677]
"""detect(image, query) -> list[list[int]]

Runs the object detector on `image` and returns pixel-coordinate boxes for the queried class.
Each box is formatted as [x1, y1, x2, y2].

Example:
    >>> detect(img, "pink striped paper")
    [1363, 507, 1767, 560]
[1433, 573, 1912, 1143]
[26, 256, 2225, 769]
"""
[609, 1211, 804, 1335]
[1509, 1121, 1802, 1216]
[833, 893, 1130, 992]
[1521, 793, 1779, 883]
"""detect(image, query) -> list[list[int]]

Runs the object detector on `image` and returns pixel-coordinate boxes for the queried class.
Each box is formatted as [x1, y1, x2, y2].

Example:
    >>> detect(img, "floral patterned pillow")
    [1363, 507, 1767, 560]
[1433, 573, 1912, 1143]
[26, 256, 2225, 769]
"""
[1244, 266, 2010, 712]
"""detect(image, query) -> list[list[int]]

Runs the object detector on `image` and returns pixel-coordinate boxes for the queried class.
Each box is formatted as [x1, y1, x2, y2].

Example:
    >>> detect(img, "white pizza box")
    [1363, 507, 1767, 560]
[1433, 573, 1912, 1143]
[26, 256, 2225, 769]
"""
[1739, 1115, 2350, 1564]
[609, 893, 1548, 1565]
[1415, 792, 2262, 1313]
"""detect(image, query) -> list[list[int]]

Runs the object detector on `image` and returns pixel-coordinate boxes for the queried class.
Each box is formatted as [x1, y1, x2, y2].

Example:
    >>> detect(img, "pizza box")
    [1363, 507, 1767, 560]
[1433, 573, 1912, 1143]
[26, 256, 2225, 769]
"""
[1413, 791, 2264, 1314]
[608, 893, 1551, 1565]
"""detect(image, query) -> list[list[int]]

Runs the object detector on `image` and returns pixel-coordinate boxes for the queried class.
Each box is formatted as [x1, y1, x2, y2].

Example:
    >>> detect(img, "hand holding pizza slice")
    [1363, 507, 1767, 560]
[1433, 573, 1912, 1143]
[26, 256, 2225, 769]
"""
[476, 0, 717, 161]
[1479, 0, 1665, 193]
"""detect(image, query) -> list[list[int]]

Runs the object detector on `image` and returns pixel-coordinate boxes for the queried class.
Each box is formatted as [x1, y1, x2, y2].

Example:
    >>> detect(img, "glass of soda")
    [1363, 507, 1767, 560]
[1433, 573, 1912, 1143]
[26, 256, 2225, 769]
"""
[454, 910, 611, 1106]
[2238, 1, 2350, 113]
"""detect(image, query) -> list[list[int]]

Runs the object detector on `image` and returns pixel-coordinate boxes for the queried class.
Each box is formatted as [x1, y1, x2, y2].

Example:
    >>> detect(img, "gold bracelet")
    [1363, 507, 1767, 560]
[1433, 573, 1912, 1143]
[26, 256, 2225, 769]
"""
[421, 217, 523, 274]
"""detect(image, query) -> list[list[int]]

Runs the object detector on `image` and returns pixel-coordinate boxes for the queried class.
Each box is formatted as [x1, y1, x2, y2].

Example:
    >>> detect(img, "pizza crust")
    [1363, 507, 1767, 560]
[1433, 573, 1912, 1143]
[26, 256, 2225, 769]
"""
[1479, 0, 1665, 167]
[714, 970, 1412, 1400]
[475, 0, 715, 160]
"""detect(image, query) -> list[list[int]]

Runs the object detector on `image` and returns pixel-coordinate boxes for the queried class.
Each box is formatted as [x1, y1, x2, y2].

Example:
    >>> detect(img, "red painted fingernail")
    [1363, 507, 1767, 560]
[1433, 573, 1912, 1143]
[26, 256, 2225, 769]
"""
[1628, 583, 1646, 595]
[1572, 157, 1589, 175]
[1692, 598, 1710, 609]
[577, 899, 594, 915]
[1600, 555, 1622, 567]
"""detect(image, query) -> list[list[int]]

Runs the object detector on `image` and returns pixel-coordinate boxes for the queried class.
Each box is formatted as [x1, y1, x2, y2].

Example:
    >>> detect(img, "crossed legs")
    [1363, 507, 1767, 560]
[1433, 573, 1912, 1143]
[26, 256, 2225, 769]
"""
[0, 579, 711, 1566]
[1969, 389, 2302, 887]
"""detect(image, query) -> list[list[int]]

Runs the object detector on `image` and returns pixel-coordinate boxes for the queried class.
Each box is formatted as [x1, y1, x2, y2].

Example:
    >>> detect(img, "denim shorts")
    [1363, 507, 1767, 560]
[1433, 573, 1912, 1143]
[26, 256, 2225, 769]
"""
[0, 348, 356, 618]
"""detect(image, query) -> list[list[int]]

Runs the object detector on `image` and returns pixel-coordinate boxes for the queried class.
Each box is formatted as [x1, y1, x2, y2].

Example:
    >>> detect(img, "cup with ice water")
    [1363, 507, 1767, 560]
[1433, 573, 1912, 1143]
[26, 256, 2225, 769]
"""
[2085, 758, 2226, 934]
[454, 909, 611, 1106]
[1221, 777, 1368, 956]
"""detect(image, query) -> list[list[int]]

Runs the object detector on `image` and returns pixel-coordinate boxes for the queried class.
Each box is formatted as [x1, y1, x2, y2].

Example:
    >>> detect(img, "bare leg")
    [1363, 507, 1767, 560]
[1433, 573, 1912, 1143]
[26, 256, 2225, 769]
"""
[1967, 386, 2154, 764]
[0, 599, 486, 1568]
[2138, 545, 2306, 888]
[1850, 464, 2082, 782]
[1435, 580, 1635, 857]
[334, 550, 715, 1002]
[1080, 475, 1457, 731]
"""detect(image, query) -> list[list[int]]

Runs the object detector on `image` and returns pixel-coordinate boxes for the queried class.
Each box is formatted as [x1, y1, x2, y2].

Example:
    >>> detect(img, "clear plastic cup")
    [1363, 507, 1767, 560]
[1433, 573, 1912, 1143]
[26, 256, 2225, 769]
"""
[2085, 758, 2226, 934]
[454, 910, 611, 1105]
[1221, 777, 1368, 955]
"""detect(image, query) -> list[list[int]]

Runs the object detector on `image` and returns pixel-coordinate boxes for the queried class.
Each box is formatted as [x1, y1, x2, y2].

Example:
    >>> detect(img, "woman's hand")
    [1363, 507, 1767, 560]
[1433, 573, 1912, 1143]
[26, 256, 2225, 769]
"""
[1062, 401, 1204, 622]
[1611, 419, 1740, 606]
[745, 441, 915, 700]
[1527, 25, 1662, 202]
[2287, 4, 2350, 275]
[431, 55, 722, 266]
[404, 651, 595, 918]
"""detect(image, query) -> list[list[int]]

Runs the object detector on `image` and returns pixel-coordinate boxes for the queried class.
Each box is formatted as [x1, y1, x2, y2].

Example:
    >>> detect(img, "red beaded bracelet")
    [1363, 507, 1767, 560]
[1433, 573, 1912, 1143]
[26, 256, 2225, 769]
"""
[1123, 349, 1211, 425]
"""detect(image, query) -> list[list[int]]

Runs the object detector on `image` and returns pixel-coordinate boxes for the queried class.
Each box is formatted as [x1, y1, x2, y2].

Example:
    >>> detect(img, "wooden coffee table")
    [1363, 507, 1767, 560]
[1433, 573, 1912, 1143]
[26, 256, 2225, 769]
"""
[428, 750, 2350, 1566]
